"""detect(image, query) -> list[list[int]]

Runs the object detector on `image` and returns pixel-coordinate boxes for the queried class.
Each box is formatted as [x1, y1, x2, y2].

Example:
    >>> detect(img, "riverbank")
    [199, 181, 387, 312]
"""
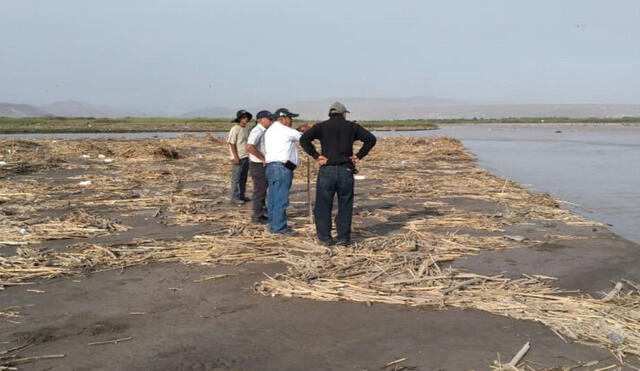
[2, 116, 639, 134]
[0, 117, 437, 134]
[1, 136, 639, 370]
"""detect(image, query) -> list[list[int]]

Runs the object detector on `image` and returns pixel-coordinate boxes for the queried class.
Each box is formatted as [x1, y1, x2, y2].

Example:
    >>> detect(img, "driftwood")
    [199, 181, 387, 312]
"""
[507, 341, 530, 367]
[602, 282, 624, 302]
[87, 337, 133, 346]
[442, 277, 483, 295]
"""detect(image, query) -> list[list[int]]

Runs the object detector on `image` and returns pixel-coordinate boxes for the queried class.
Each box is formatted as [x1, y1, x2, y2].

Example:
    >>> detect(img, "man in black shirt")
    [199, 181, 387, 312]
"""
[300, 102, 377, 246]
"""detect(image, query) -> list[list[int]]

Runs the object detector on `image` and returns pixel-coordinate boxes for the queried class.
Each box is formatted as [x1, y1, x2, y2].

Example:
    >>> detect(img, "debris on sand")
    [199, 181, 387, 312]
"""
[152, 146, 181, 160]
[119, 144, 182, 160]
[0, 345, 65, 369]
[2, 135, 638, 363]
[0, 306, 22, 323]
[0, 209, 128, 246]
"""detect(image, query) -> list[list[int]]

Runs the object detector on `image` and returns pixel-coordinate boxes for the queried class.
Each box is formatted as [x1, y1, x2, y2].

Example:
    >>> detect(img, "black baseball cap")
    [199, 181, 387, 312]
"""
[273, 108, 299, 118]
[256, 110, 275, 121]
[232, 109, 253, 123]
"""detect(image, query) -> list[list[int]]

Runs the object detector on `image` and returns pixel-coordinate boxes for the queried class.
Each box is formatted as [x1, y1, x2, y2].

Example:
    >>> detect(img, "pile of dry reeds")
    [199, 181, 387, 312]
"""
[0, 209, 128, 246]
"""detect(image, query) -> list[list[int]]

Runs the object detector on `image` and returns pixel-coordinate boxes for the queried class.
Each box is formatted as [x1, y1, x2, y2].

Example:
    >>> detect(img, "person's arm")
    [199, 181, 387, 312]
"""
[247, 144, 265, 164]
[227, 127, 240, 165]
[288, 127, 303, 142]
[229, 143, 240, 165]
[300, 125, 321, 159]
[353, 124, 377, 161]
[300, 124, 329, 165]
[247, 129, 266, 165]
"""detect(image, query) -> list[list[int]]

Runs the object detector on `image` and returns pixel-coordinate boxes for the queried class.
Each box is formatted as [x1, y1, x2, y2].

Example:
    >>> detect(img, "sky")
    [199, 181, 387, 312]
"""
[1, 0, 639, 115]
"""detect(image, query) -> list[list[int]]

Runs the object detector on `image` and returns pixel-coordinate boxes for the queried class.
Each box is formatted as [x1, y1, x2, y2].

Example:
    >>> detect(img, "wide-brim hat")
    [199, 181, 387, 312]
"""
[273, 108, 299, 118]
[232, 109, 253, 123]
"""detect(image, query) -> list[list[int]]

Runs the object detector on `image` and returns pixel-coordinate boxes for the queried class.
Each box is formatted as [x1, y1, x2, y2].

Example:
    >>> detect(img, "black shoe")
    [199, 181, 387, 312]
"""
[336, 240, 352, 247]
[271, 227, 294, 235]
[317, 238, 334, 247]
[231, 196, 250, 204]
[251, 216, 268, 224]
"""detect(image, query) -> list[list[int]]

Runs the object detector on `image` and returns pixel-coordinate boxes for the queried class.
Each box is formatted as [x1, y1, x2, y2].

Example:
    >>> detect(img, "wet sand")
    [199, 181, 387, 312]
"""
[3, 208, 637, 370]
[1, 135, 639, 370]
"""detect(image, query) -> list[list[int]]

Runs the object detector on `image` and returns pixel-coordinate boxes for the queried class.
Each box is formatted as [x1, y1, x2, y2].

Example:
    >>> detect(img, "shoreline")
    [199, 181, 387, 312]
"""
[1, 122, 639, 135]
[1, 117, 639, 134]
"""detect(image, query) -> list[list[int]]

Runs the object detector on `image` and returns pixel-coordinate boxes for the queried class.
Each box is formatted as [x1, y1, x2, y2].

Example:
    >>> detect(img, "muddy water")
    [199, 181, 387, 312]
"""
[376, 124, 640, 244]
[3, 124, 639, 243]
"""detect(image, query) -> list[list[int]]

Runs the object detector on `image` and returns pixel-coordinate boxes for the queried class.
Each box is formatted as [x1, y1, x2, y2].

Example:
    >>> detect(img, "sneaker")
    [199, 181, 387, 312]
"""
[240, 196, 252, 202]
[336, 239, 352, 247]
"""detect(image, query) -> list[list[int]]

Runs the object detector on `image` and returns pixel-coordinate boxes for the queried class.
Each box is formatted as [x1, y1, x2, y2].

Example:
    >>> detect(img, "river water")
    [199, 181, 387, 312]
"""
[3, 124, 639, 243]
[377, 124, 640, 244]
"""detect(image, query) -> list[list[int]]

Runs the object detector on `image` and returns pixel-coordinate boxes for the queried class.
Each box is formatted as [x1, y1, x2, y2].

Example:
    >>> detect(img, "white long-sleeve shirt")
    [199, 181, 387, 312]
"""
[264, 121, 302, 167]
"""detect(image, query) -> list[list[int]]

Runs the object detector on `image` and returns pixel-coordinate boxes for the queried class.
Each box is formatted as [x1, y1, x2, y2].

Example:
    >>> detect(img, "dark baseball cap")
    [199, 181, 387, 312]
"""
[273, 108, 299, 118]
[232, 109, 253, 123]
[256, 110, 275, 121]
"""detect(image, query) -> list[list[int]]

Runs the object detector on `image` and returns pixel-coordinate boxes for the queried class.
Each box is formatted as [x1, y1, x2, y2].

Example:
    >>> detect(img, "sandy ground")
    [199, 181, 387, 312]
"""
[1, 137, 639, 370]
[3, 199, 639, 370]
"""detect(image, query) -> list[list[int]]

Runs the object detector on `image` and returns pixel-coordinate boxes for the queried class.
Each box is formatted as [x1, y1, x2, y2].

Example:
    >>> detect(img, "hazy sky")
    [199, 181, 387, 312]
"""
[1, 0, 639, 114]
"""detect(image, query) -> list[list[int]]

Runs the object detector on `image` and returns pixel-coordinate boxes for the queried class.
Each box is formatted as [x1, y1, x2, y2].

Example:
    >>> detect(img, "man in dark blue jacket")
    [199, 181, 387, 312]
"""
[300, 102, 377, 246]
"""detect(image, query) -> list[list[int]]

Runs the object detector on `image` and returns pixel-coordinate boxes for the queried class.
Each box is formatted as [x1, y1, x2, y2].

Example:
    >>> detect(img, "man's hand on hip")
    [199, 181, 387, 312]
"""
[317, 156, 328, 166]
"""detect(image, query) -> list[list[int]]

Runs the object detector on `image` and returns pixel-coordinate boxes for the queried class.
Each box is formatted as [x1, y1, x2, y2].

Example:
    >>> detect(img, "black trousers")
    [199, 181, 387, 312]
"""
[314, 165, 355, 243]
[249, 161, 268, 220]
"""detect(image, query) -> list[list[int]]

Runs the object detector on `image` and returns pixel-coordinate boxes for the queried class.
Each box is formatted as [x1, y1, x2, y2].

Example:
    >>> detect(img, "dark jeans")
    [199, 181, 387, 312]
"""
[230, 157, 249, 201]
[266, 162, 293, 233]
[249, 161, 268, 220]
[314, 165, 354, 243]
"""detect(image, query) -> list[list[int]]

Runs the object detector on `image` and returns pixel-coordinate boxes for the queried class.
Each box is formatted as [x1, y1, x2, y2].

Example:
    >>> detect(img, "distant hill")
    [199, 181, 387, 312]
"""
[180, 97, 640, 121]
[0, 100, 141, 118]
[0, 103, 50, 117]
[286, 98, 640, 120]
[2, 97, 640, 120]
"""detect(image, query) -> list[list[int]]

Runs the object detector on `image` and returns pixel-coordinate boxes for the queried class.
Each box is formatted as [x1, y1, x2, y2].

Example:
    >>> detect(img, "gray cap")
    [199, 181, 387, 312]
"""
[329, 101, 350, 115]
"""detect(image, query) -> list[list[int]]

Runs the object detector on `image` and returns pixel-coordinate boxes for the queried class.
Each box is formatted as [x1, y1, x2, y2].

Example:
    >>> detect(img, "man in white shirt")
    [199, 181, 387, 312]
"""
[246, 110, 274, 224]
[264, 108, 310, 233]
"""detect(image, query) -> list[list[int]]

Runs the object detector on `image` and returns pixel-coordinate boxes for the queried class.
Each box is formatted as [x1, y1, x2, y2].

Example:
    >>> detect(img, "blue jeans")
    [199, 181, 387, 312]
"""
[266, 163, 293, 233]
[314, 165, 354, 243]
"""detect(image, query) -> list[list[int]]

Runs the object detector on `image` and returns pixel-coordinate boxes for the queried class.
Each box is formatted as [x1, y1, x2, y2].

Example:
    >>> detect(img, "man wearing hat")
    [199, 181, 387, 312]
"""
[246, 110, 275, 223]
[264, 108, 311, 233]
[227, 109, 252, 204]
[300, 102, 377, 245]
